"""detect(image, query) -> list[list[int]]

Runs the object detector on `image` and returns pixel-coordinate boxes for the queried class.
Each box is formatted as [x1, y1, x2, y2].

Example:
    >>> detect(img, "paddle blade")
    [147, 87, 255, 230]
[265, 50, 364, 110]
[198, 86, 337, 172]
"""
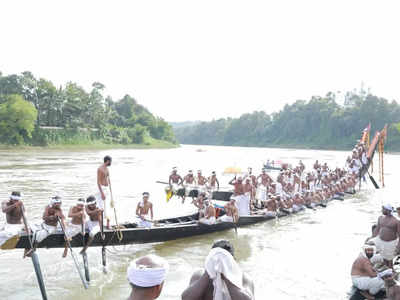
[166, 190, 173, 202]
[369, 174, 380, 189]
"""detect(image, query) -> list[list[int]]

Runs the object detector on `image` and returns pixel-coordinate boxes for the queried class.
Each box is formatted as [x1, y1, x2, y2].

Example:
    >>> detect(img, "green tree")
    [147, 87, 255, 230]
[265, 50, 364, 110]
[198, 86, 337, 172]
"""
[0, 95, 38, 144]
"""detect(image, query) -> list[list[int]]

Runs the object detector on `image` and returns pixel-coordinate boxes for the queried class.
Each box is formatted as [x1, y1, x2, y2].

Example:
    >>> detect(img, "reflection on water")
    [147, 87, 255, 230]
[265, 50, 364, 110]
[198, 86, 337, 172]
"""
[0, 145, 398, 299]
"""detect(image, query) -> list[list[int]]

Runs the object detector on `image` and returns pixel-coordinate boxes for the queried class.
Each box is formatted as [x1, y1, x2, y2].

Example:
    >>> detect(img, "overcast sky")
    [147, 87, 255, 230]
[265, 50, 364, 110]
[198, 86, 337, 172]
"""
[1, 0, 399, 122]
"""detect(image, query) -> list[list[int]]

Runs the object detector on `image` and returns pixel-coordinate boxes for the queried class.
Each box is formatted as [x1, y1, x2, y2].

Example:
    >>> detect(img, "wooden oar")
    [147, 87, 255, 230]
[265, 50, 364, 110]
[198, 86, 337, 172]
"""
[367, 170, 380, 189]
[81, 216, 90, 282]
[156, 181, 169, 185]
[57, 217, 89, 289]
[21, 205, 48, 300]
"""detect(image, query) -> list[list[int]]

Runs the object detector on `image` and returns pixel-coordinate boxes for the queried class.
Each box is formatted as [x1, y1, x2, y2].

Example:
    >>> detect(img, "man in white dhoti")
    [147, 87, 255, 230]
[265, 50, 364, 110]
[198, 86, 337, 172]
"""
[80, 196, 102, 254]
[33, 195, 66, 248]
[372, 204, 400, 268]
[0, 192, 24, 249]
[218, 199, 238, 223]
[135, 192, 154, 228]
[96, 155, 112, 228]
[127, 254, 169, 300]
[62, 198, 86, 258]
[350, 245, 385, 299]
[181, 240, 254, 300]
[199, 200, 216, 225]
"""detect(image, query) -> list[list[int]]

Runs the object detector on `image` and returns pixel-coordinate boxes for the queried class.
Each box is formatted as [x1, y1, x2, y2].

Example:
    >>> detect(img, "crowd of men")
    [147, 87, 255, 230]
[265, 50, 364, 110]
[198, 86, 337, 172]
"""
[167, 139, 369, 226]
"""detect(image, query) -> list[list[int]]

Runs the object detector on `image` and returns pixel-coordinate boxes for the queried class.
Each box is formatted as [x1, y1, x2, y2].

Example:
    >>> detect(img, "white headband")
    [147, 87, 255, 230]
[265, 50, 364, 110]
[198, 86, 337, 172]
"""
[383, 204, 394, 211]
[10, 195, 21, 201]
[127, 257, 169, 287]
[378, 269, 393, 279]
[50, 197, 62, 205]
[76, 199, 85, 206]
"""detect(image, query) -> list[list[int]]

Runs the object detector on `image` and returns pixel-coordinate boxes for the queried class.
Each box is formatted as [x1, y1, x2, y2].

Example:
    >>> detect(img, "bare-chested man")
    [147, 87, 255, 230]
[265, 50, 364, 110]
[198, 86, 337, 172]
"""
[199, 200, 216, 225]
[136, 192, 154, 228]
[263, 196, 278, 217]
[169, 167, 185, 203]
[243, 178, 253, 202]
[351, 244, 384, 299]
[81, 195, 102, 254]
[181, 240, 254, 300]
[197, 170, 208, 194]
[229, 177, 250, 216]
[208, 171, 219, 192]
[219, 198, 239, 223]
[33, 195, 66, 249]
[372, 204, 400, 268]
[0, 191, 24, 249]
[63, 198, 86, 258]
[96, 155, 112, 228]
[380, 269, 400, 300]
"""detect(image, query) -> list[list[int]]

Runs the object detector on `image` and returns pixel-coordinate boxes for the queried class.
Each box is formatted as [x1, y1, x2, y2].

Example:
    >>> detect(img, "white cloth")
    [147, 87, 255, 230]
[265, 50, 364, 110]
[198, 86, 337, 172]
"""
[199, 217, 216, 225]
[218, 215, 234, 223]
[65, 223, 82, 239]
[127, 255, 169, 287]
[136, 217, 152, 228]
[233, 195, 250, 216]
[264, 210, 277, 217]
[95, 185, 112, 223]
[33, 223, 57, 243]
[351, 276, 384, 295]
[375, 237, 398, 260]
[256, 186, 267, 202]
[205, 247, 243, 300]
[0, 223, 23, 247]
[86, 220, 100, 238]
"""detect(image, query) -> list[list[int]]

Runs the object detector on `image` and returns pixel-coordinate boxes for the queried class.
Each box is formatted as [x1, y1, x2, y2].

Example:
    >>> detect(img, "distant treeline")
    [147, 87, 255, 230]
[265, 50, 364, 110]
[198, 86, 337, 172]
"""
[175, 92, 400, 151]
[0, 71, 176, 146]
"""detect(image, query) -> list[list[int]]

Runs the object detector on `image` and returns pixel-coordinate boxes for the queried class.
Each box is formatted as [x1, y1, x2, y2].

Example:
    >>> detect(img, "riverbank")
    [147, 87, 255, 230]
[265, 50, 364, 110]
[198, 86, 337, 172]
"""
[0, 138, 179, 151]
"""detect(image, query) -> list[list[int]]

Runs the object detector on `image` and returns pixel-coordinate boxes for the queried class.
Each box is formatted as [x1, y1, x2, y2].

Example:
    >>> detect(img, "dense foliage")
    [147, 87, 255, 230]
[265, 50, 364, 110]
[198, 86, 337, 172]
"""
[175, 92, 400, 151]
[0, 71, 176, 146]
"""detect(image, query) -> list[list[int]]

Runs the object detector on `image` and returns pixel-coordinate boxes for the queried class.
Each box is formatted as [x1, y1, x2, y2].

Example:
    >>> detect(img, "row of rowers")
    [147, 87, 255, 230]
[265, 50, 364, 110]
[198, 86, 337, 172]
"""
[0, 191, 154, 256]
[189, 167, 360, 226]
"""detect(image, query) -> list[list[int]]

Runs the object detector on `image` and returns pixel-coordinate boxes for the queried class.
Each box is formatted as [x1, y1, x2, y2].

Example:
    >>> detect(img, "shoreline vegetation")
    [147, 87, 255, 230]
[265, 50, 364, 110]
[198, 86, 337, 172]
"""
[174, 90, 400, 151]
[0, 71, 178, 148]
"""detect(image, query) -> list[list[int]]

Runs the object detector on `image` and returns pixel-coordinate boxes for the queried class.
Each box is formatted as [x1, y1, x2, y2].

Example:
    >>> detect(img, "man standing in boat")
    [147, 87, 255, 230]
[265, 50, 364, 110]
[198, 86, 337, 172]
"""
[196, 170, 208, 194]
[169, 167, 185, 203]
[229, 177, 250, 216]
[372, 204, 400, 268]
[184, 170, 197, 201]
[96, 155, 112, 228]
[0, 191, 24, 249]
[208, 171, 219, 192]
[135, 192, 153, 228]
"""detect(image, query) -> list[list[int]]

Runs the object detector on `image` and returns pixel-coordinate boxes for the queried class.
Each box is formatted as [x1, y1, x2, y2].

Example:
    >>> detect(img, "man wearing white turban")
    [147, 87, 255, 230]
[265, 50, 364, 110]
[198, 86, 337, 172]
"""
[379, 269, 400, 299]
[372, 204, 400, 268]
[127, 254, 169, 300]
[0, 192, 24, 249]
[181, 239, 254, 300]
[350, 244, 385, 299]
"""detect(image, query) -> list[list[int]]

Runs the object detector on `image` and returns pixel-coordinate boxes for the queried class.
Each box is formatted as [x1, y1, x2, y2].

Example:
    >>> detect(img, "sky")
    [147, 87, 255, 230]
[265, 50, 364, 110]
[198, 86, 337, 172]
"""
[1, 0, 399, 122]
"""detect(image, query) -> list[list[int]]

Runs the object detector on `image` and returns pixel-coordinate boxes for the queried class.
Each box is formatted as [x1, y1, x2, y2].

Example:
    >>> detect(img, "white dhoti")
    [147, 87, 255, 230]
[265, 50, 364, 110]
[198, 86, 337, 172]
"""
[218, 215, 234, 223]
[351, 276, 384, 295]
[292, 204, 301, 213]
[233, 194, 250, 216]
[136, 217, 152, 228]
[95, 186, 113, 224]
[0, 223, 23, 247]
[263, 210, 277, 217]
[256, 186, 267, 202]
[199, 217, 216, 225]
[375, 237, 398, 261]
[86, 220, 100, 238]
[33, 223, 58, 243]
[65, 223, 82, 239]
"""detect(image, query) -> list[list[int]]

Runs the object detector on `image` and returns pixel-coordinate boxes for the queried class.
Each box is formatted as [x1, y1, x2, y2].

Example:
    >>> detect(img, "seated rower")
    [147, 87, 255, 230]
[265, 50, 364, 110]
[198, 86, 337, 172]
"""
[199, 200, 216, 225]
[33, 195, 66, 249]
[81, 195, 102, 254]
[0, 191, 24, 249]
[193, 192, 206, 218]
[135, 192, 153, 228]
[63, 198, 86, 258]
[351, 244, 385, 299]
[380, 269, 400, 300]
[263, 195, 278, 217]
[218, 198, 239, 223]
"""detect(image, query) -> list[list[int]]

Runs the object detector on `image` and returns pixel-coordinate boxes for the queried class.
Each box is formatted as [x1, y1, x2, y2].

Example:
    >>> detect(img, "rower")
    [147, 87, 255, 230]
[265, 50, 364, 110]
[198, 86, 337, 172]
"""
[184, 170, 197, 201]
[63, 198, 86, 258]
[208, 171, 219, 192]
[263, 195, 278, 217]
[197, 170, 208, 194]
[135, 192, 153, 228]
[243, 178, 254, 207]
[127, 254, 169, 300]
[0, 191, 24, 249]
[169, 167, 185, 203]
[80, 196, 102, 254]
[193, 192, 206, 218]
[379, 269, 400, 300]
[32, 195, 66, 250]
[351, 244, 384, 299]
[218, 198, 239, 223]
[199, 199, 216, 225]
[229, 177, 250, 216]
[96, 155, 112, 229]
[372, 204, 400, 268]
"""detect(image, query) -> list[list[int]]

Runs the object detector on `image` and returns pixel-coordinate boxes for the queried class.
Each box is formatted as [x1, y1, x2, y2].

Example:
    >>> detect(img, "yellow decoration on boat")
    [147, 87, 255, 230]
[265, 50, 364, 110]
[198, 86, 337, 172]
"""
[0, 235, 20, 250]
[223, 166, 242, 174]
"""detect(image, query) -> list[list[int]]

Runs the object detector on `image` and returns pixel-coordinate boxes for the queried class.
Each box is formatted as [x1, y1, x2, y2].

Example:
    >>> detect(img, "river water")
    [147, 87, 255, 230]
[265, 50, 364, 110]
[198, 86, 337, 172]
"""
[0, 145, 398, 300]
